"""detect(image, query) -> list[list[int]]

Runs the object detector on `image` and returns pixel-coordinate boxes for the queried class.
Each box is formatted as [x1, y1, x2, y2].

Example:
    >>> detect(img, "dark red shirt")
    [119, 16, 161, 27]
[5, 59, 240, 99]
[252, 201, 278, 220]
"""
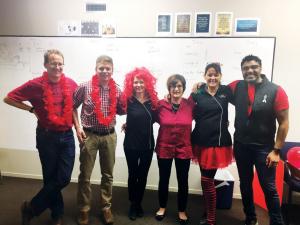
[7, 74, 78, 131]
[155, 98, 194, 159]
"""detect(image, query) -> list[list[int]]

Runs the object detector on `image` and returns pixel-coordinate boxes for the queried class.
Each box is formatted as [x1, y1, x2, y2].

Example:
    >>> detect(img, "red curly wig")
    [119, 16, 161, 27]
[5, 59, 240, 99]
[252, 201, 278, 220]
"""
[122, 67, 158, 111]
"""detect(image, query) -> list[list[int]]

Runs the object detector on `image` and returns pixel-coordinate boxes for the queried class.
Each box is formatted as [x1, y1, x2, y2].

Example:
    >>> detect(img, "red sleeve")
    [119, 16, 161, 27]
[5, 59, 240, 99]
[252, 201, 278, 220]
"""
[274, 86, 289, 112]
[228, 80, 240, 93]
[7, 80, 36, 102]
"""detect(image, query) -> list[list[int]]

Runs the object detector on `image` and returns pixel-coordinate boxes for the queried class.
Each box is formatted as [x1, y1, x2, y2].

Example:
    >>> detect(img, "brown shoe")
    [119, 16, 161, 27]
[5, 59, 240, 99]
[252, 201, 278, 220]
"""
[77, 211, 89, 225]
[21, 201, 33, 225]
[102, 208, 114, 225]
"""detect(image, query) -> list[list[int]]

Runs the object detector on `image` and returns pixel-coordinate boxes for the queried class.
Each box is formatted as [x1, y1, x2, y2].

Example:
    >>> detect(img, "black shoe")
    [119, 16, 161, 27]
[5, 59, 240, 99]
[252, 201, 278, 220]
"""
[199, 213, 207, 225]
[200, 222, 216, 225]
[21, 201, 33, 225]
[136, 204, 144, 217]
[52, 217, 63, 225]
[245, 218, 258, 225]
[179, 218, 189, 225]
[199, 219, 207, 225]
[128, 204, 137, 220]
[155, 212, 165, 221]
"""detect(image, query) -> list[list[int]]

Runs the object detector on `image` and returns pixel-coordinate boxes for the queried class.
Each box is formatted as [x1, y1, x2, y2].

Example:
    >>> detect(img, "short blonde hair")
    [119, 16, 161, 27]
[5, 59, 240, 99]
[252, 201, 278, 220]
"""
[96, 55, 113, 65]
[44, 49, 64, 64]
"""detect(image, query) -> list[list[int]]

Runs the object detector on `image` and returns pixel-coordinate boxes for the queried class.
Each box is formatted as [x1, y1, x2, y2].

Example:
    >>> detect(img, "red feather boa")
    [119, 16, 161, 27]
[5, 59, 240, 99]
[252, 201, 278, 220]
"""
[91, 74, 117, 126]
[42, 72, 73, 126]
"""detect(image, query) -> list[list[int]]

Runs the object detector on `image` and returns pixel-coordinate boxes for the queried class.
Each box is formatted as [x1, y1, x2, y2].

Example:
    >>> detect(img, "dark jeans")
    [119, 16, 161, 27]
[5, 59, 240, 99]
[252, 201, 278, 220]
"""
[157, 158, 190, 212]
[234, 141, 284, 225]
[124, 148, 153, 205]
[31, 128, 75, 219]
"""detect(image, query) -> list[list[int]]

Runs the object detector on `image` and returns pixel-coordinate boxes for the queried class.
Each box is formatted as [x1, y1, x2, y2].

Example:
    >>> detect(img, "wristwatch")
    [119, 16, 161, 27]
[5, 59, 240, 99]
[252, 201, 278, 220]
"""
[273, 147, 280, 154]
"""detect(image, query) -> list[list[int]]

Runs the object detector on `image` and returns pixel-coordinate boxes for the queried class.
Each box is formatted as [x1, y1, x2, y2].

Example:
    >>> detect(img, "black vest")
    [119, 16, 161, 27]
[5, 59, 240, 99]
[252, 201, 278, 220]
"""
[233, 75, 278, 145]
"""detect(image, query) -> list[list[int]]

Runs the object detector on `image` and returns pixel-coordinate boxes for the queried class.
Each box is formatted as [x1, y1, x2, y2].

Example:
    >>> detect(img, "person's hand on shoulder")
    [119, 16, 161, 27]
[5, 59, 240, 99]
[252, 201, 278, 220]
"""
[191, 82, 204, 93]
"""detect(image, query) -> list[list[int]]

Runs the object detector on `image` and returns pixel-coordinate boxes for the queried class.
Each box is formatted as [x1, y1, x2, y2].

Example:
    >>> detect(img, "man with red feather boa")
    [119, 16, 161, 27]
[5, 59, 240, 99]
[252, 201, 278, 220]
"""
[4, 49, 78, 225]
[73, 55, 124, 225]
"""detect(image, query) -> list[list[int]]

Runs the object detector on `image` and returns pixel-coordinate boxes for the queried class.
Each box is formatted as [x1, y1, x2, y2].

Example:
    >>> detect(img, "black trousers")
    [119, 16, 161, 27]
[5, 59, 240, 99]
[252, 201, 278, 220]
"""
[124, 148, 153, 205]
[157, 158, 190, 212]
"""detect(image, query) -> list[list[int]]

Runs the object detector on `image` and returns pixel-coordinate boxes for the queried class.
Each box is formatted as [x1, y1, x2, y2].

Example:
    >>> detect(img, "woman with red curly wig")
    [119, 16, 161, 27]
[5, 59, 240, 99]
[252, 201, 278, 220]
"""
[122, 67, 158, 221]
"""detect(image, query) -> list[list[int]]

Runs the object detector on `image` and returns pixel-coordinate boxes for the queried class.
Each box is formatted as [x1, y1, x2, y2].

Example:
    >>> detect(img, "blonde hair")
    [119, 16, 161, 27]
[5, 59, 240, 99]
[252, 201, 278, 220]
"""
[44, 49, 64, 64]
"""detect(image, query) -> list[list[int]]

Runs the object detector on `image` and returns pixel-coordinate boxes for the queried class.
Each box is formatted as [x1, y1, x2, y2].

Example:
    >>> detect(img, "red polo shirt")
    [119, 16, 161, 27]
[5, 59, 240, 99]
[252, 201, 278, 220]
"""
[7, 74, 77, 131]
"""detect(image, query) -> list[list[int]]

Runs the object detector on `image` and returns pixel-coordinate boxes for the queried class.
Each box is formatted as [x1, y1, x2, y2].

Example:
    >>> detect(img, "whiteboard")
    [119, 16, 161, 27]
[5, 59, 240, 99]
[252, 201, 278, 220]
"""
[0, 36, 275, 154]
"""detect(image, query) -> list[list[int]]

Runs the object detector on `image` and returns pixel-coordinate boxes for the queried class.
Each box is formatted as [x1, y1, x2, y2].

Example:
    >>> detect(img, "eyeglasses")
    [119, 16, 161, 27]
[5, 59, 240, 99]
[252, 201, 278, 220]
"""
[48, 62, 64, 68]
[170, 84, 183, 89]
[242, 65, 260, 71]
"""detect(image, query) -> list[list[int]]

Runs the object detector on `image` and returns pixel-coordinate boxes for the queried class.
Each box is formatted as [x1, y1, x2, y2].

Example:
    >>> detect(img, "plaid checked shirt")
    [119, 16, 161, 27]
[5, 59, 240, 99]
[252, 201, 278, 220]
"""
[73, 80, 123, 132]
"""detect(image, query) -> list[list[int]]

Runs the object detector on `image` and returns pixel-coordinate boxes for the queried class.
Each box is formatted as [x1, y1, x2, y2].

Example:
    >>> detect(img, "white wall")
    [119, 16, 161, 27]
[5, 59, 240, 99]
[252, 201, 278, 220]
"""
[1, 0, 300, 199]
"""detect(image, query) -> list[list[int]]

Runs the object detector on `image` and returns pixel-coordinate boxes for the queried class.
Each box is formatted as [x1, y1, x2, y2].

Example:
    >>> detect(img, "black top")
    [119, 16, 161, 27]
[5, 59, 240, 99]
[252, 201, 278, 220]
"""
[123, 97, 155, 151]
[191, 84, 233, 147]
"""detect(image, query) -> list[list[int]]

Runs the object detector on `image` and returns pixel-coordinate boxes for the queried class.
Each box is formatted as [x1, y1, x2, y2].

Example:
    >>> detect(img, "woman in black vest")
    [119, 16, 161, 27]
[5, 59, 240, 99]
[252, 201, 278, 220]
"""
[191, 63, 234, 225]
[122, 67, 158, 220]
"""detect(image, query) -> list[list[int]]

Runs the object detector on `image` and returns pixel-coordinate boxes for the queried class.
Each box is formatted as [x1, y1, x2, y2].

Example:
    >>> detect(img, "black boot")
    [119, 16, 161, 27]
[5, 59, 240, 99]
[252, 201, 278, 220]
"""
[128, 203, 137, 220]
[136, 204, 144, 217]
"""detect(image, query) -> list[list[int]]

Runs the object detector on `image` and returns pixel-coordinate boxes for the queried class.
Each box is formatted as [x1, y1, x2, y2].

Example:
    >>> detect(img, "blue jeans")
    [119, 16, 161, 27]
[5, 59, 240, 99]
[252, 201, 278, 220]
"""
[234, 141, 284, 225]
[31, 128, 75, 219]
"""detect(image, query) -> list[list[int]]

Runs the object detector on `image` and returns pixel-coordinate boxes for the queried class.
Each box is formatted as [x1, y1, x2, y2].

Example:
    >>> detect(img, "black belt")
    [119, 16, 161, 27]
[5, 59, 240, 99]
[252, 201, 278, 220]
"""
[37, 126, 72, 134]
[83, 127, 115, 136]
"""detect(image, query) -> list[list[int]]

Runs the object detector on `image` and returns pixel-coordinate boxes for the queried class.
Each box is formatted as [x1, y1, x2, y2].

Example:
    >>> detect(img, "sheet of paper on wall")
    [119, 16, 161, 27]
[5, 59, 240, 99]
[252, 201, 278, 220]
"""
[81, 21, 101, 36]
[58, 21, 81, 36]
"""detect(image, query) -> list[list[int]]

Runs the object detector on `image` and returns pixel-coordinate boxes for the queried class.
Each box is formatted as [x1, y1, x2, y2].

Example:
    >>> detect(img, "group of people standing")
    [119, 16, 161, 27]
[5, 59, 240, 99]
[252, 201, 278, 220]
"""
[4, 49, 289, 225]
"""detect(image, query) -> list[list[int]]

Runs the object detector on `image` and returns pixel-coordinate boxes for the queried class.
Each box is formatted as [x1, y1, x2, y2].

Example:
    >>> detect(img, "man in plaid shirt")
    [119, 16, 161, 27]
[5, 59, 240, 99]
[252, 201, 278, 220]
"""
[73, 55, 124, 225]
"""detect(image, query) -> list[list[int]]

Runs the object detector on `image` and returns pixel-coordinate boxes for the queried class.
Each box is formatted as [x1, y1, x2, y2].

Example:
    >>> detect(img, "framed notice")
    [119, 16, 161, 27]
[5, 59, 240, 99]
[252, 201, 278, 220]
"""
[215, 12, 233, 36]
[175, 13, 192, 35]
[194, 12, 211, 36]
[157, 13, 172, 35]
[235, 18, 260, 35]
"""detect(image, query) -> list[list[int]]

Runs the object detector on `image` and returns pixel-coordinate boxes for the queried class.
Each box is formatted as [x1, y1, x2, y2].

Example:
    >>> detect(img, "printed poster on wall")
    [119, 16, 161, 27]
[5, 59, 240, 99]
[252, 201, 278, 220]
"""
[235, 18, 260, 35]
[215, 12, 233, 36]
[156, 13, 172, 35]
[194, 12, 212, 36]
[175, 13, 192, 35]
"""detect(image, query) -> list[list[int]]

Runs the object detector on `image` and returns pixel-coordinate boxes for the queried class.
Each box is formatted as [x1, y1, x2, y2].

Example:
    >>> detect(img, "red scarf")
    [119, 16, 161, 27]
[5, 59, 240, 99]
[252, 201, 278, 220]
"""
[42, 71, 73, 126]
[91, 74, 117, 126]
